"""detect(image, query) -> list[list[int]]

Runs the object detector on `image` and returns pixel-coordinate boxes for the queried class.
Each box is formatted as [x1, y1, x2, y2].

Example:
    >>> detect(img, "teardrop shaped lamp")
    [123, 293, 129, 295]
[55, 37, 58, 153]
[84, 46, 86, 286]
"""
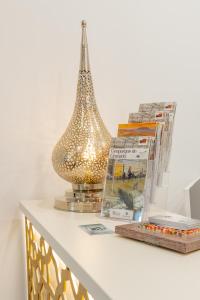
[52, 20, 111, 212]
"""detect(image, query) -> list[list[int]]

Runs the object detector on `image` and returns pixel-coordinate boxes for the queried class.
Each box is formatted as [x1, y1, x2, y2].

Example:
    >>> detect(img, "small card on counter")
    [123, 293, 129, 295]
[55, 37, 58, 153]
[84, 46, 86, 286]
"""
[79, 223, 113, 235]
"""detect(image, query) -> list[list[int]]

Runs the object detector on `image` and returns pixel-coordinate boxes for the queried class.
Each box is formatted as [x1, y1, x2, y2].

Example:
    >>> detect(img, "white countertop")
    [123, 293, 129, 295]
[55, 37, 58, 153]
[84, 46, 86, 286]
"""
[20, 200, 200, 300]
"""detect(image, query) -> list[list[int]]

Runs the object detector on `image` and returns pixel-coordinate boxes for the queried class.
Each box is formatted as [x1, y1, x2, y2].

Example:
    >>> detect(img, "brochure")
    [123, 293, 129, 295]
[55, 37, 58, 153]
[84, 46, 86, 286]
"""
[101, 137, 153, 221]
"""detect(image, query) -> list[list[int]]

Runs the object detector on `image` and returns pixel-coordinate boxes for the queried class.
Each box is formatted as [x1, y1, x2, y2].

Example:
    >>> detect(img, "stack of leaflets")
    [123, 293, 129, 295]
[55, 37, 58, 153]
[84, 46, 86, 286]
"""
[118, 121, 162, 197]
[139, 102, 177, 174]
[128, 111, 170, 185]
[149, 215, 200, 230]
[101, 137, 153, 221]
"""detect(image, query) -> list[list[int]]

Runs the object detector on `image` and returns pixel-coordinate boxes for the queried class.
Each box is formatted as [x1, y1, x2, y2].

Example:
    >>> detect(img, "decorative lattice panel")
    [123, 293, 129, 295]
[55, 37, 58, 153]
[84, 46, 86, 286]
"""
[25, 217, 94, 300]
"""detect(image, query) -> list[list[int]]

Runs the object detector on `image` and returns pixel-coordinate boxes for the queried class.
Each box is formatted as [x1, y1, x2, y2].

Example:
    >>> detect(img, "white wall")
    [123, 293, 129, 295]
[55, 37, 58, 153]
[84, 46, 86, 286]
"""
[1, 0, 200, 298]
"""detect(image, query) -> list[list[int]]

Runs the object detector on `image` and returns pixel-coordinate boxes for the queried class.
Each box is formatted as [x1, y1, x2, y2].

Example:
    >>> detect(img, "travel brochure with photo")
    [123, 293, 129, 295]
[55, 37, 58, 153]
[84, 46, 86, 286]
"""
[101, 137, 151, 221]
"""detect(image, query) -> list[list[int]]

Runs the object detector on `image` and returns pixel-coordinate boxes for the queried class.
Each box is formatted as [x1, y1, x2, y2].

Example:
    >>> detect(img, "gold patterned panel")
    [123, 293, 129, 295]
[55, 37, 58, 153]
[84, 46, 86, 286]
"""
[25, 218, 94, 300]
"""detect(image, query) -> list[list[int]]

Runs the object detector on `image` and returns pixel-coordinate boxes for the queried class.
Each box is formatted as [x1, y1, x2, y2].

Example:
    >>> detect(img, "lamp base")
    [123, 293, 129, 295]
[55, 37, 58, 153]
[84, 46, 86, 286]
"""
[54, 184, 103, 213]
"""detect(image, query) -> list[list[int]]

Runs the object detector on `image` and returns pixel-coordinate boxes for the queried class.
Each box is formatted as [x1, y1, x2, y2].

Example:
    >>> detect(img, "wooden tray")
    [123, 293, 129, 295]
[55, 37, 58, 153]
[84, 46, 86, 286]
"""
[115, 223, 200, 253]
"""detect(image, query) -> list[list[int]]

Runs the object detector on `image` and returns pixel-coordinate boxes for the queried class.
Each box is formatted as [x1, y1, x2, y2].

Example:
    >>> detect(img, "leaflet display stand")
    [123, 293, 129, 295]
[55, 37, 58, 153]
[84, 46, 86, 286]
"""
[153, 171, 170, 210]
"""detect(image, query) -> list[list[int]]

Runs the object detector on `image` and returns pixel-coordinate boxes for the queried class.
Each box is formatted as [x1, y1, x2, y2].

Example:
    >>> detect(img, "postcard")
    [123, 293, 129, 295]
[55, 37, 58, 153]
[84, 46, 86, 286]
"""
[79, 224, 113, 235]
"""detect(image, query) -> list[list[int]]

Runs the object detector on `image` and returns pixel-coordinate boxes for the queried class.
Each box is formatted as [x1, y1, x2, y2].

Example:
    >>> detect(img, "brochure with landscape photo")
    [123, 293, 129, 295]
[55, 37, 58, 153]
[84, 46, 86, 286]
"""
[101, 137, 152, 221]
[118, 122, 157, 137]
[118, 121, 162, 193]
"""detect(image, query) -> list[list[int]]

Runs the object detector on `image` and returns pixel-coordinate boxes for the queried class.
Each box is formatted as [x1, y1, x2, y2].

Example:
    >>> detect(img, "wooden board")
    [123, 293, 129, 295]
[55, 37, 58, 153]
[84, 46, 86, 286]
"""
[115, 223, 200, 253]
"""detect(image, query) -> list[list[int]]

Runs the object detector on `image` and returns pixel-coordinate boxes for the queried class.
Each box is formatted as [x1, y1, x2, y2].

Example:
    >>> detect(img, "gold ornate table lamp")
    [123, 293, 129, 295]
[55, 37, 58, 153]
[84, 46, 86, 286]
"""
[52, 20, 111, 212]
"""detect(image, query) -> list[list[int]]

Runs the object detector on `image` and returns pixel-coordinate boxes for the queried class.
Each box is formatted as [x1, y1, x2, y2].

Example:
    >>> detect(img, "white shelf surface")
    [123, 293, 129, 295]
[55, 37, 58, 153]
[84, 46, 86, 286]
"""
[20, 200, 200, 300]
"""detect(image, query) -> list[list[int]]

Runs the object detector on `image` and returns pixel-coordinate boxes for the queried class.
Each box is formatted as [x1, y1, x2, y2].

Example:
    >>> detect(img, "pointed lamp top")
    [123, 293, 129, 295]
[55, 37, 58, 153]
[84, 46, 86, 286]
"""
[80, 20, 90, 72]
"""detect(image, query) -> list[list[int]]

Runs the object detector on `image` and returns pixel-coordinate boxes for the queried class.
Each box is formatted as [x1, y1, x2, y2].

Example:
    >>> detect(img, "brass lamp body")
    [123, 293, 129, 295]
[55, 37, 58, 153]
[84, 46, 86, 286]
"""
[52, 21, 111, 212]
